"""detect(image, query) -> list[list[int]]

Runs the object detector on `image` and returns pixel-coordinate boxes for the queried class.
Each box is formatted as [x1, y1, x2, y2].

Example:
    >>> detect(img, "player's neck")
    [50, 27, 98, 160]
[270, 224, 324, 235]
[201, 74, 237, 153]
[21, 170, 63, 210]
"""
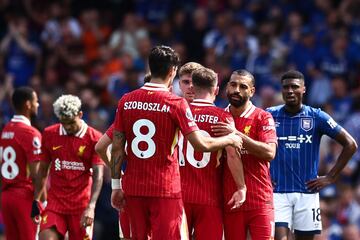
[194, 92, 214, 103]
[284, 104, 303, 115]
[15, 111, 31, 121]
[230, 101, 251, 116]
[150, 77, 170, 88]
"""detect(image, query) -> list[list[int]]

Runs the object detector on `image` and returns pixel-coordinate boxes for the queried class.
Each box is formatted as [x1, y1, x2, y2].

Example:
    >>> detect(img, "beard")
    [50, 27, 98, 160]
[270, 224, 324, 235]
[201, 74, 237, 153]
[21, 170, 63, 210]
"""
[227, 93, 248, 108]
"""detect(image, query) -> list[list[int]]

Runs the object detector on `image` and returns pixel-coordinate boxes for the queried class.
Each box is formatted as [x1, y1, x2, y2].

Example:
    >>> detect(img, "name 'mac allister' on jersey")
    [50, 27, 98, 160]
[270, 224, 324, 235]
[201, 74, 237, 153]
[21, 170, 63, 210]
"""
[180, 99, 233, 207]
[0, 115, 42, 192]
[267, 105, 342, 193]
[114, 82, 199, 198]
[41, 121, 103, 214]
[223, 103, 277, 212]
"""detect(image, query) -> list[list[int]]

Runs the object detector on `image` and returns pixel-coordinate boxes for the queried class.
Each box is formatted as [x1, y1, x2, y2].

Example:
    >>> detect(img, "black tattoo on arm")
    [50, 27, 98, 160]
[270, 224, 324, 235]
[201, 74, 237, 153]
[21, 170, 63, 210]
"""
[111, 130, 126, 179]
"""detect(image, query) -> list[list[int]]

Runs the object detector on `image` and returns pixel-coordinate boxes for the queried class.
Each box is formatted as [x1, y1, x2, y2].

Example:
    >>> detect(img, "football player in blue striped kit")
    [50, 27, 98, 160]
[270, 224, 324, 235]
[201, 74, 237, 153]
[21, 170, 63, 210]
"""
[267, 70, 358, 240]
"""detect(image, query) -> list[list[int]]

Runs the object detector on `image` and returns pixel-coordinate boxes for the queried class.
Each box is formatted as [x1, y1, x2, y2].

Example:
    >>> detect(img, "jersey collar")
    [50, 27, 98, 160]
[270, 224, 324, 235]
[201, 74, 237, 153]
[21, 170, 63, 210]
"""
[190, 99, 215, 107]
[11, 115, 31, 126]
[225, 102, 255, 118]
[141, 82, 169, 91]
[59, 120, 88, 138]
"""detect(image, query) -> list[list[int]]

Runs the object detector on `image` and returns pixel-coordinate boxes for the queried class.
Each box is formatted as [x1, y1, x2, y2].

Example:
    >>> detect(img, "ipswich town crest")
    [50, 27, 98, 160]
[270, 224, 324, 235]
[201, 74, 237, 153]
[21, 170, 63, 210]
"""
[301, 118, 313, 131]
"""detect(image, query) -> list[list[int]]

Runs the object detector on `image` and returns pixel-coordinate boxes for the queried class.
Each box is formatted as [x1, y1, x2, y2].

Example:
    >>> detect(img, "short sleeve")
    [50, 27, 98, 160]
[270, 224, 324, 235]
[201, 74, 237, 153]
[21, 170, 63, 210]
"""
[105, 124, 114, 140]
[23, 129, 42, 163]
[40, 130, 52, 163]
[91, 129, 105, 165]
[258, 111, 278, 144]
[171, 98, 199, 136]
[113, 98, 125, 133]
[317, 109, 342, 138]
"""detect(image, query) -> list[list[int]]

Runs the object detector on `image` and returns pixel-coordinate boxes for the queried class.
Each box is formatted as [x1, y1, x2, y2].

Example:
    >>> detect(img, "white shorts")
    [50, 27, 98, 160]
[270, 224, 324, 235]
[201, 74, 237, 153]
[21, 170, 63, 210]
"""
[274, 192, 322, 234]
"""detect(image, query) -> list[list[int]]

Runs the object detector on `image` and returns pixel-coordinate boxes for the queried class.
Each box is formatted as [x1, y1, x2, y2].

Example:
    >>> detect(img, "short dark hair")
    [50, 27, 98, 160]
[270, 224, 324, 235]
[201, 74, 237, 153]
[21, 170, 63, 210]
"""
[192, 67, 217, 89]
[281, 70, 304, 82]
[148, 45, 180, 79]
[232, 69, 255, 86]
[143, 73, 151, 84]
[12, 87, 35, 112]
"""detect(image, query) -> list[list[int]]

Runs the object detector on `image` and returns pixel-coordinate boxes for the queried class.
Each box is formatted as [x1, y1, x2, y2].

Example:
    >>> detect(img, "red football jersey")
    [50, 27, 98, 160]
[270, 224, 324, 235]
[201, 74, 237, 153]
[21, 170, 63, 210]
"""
[223, 102, 277, 211]
[0, 115, 42, 192]
[105, 124, 114, 139]
[180, 99, 233, 206]
[113, 82, 199, 198]
[41, 122, 103, 214]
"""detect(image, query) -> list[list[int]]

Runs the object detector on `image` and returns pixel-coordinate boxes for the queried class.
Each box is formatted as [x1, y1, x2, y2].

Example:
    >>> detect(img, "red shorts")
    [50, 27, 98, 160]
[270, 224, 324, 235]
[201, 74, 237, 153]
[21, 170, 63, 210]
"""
[224, 208, 274, 240]
[126, 196, 188, 240]
[184, 203, 223, 240]
[40, 209, 93, 240]
[119, 208, 131, 239]
[1, 189, 37, 240]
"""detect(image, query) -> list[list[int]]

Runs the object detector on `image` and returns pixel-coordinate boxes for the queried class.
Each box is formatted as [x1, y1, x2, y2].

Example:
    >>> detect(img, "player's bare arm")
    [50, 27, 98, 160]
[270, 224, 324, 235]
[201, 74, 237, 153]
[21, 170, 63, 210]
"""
[226, 146, 246, 209]
[186, 130, 243, 152]
[81, 164, 104, 228]
[212, 122, 276, 161]
[31, 161, 50, 223]
[306, 128, 357, 191]
[110, 130, 126, 210]
[95, 133, 112, 166]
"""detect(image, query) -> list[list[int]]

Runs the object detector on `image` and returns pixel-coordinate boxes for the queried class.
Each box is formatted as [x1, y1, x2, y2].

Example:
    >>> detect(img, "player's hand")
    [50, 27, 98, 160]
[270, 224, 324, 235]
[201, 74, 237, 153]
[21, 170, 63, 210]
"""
[211, 121, 237, 137]
[111, 189, 126, 211]
[30, 200, 43, 224]
[306, 175, 335, 192]
[228, 132, 243, 150]
[228, 186, 247, 210]
[80, 206, 95, 228]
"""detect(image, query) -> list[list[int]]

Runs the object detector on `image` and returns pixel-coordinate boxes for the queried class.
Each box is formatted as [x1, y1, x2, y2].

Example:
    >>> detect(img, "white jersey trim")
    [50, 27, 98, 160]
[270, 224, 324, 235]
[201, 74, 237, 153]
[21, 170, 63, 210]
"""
[59, 120, 88, 138]
[191, 99, 214, 107]
[141, 82, 169, 91]
[11, 115, 31, 126]
[224, 102, 255, 118]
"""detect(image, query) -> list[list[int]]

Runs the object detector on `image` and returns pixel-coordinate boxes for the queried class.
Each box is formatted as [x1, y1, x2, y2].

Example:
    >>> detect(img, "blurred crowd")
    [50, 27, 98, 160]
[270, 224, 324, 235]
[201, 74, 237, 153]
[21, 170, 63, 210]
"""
[0, 0, 360, 239]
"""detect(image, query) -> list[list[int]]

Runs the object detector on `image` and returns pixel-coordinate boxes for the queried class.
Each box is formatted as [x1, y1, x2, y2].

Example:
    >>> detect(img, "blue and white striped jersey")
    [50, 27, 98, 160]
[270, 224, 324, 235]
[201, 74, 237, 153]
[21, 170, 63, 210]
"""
[267, 105, 342, 193]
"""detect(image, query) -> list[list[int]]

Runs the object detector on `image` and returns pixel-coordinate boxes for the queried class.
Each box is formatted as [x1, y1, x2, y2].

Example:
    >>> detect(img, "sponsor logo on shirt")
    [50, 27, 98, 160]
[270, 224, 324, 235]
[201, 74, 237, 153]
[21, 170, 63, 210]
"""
[327, 118, 338, 129]
[54, 158, 85, 171]
[277, 134, 313, 149]
[52, 145, 62, 151]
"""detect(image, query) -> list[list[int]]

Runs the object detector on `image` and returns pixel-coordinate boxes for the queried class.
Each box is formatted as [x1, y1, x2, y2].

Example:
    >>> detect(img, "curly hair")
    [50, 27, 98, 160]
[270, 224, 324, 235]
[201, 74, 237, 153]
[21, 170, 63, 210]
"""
[53, 95, 82, 119]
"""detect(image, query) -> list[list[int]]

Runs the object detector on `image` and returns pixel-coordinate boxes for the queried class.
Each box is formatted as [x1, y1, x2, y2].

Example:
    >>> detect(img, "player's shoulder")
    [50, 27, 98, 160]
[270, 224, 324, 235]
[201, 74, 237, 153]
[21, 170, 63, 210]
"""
[302, 105, 324, 118]
[3, 122, 40, 138]
[43, 124, 62, 138]
[86, 125, 103, 140]
[254, 106, 273, 118]
[265, 104, 284, 114]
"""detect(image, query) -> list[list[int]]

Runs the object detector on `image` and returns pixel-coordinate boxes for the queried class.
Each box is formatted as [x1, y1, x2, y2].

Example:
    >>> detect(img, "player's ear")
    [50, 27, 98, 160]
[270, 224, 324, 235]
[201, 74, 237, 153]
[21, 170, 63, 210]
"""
[214, 86, 219, 96]
[24, 99, 31, 110]
[78, 111, 83, 119]
[303, 86, 306, 93]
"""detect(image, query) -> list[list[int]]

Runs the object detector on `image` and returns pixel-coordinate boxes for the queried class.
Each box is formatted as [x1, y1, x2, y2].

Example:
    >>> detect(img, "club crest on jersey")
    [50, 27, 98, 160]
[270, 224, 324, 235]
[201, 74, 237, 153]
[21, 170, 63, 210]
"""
[244, 125, 251, 135]
[78, 145, 86, 156]
[42, 214, 48, 224]
[301, 118, 313, 131]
